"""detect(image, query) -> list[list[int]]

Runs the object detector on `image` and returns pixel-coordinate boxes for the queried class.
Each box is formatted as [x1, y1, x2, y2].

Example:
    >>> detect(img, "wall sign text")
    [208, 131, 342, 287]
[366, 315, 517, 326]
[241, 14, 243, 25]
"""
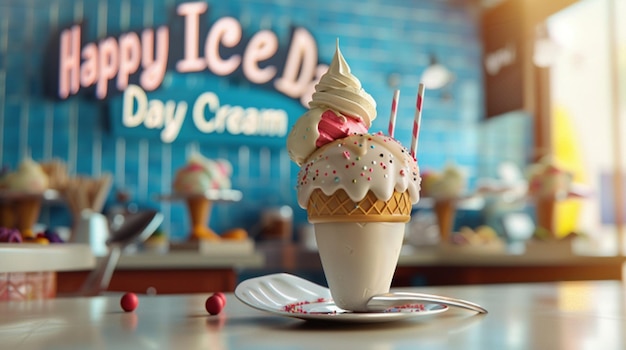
[57, 1, 326, 108]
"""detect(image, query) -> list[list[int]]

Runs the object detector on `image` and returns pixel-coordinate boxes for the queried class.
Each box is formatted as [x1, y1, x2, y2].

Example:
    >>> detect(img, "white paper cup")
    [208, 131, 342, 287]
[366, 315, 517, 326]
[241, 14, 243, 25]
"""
[314, 222, 405, 312]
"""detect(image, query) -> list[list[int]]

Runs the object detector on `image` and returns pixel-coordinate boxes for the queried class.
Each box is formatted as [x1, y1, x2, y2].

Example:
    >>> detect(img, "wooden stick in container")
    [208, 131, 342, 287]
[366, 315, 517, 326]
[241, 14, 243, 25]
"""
[92, 173, 112, 213]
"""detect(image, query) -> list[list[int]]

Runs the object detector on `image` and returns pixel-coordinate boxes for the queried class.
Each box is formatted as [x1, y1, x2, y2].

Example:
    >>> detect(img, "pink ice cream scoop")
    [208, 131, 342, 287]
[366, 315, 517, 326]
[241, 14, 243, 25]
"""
[316, 110, 368, 148]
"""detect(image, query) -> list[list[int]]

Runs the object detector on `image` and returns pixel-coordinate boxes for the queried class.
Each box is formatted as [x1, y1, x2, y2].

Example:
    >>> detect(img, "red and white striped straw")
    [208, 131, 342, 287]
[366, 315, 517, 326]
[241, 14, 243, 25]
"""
[388, 89, 400, 138]
[410, 83, 425, 158]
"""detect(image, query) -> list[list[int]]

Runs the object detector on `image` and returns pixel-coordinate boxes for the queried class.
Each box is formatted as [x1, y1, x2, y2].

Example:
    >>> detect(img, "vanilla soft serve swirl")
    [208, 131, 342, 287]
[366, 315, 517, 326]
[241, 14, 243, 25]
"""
[308, 43, 377, 128]
[287, 42, 377, 166]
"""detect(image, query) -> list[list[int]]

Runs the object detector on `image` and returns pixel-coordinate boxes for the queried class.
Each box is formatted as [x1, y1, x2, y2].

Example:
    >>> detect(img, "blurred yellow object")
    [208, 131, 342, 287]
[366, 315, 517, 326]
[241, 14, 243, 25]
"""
[456, 225, 501, 245]
[221, 228, 249, 240]
[475, 225, 498, 240]
[551, 105, 585, 237]
[24, 236, 50, 245]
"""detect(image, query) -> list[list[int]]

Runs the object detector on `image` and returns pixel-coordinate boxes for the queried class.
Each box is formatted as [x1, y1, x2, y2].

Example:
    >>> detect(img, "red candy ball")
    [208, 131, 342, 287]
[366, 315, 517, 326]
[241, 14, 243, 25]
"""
[120, 292, 139, 312]
[205, 294, 225, 315]
[213, 292, 226, 306]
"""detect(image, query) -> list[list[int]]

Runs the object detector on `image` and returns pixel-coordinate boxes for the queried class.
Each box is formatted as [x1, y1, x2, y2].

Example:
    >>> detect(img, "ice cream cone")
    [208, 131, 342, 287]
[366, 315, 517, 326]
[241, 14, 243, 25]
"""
[315, 222, 405, 312]
[0, 203, 14, 228]
[15, 197, 42, 238]
[433, 199, 456, 243]
[535, 197, 557, 238]
[186, 196, 219, 240]
[308, 189, 410, 311]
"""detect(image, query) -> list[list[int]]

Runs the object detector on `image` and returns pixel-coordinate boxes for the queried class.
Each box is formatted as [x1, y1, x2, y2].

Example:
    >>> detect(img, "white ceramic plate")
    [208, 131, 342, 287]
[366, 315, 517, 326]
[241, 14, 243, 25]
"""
[235, 273, 448, 323]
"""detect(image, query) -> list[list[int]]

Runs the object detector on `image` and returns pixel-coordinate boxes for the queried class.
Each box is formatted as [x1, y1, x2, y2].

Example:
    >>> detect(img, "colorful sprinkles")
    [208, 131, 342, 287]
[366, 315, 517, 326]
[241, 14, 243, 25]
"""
[280, 299, 427, 315]
[296, 133, 420, 203]
[383, 304, 427, 313]
[282, 298, 332, 314]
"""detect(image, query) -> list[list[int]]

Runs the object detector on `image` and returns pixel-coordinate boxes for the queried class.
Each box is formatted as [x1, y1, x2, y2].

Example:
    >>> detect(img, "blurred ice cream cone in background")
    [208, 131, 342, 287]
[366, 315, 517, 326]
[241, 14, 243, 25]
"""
[527, 156, 573, 239]
[15, 198, 42, 238]
[173, 153, 233, 241]
[420, 164, 466, 243]
[535, 197, 556, 236]
[186, 196, 219, 240]
[1, 157, 49, 238]
[433, 199, 456, 243]
[0, 203, 14, 229]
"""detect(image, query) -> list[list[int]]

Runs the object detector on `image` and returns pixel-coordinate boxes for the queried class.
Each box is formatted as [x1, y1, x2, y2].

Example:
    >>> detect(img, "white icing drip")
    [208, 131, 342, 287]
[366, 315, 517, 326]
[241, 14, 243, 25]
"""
[296, 133, 420, 208]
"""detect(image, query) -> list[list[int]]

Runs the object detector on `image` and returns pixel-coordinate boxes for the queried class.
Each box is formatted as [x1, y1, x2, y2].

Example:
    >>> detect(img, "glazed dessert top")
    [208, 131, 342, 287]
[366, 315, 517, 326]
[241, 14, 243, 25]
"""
[296, 133, 420, 209]
[287, 42, 376, 166]
[2, 157, 49, 192]
[173, 153, 232, 195]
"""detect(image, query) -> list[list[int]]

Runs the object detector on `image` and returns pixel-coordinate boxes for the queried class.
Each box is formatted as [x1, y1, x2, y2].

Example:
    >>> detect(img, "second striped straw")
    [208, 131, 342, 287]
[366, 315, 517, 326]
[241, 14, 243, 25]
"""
[410, 84, 425, 158]
[388, 89, 400, 138]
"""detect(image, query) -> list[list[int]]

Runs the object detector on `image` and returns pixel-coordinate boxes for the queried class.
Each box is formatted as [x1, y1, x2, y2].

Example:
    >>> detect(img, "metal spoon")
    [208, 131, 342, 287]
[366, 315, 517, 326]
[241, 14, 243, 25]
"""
[76, 210, 163, 296]
[367, 291, 488, 314]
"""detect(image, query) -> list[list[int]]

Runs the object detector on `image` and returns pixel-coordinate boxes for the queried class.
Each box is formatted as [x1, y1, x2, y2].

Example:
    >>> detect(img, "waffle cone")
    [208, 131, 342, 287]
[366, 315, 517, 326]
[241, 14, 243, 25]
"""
[433, 199, 455, 243]
[15, 198, 42, 238]
[535, 197, 557, 238]
[0, 203, 14, 228]
[307, 189, 412, 223]
[186, 197, 219, 240]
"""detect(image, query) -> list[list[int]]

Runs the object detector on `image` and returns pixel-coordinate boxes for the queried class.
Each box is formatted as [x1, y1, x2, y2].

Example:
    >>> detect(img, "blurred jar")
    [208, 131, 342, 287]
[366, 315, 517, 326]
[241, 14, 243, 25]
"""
[259, 206, 293, 242]
[298, 224, 317, 251]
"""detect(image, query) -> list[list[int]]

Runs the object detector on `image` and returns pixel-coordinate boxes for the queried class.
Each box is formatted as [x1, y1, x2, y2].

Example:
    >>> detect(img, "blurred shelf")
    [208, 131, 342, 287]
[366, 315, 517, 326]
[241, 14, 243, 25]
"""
[246, 242, 625, 286]
[0, 243, 95, 273]
[114, 249, 264, 270]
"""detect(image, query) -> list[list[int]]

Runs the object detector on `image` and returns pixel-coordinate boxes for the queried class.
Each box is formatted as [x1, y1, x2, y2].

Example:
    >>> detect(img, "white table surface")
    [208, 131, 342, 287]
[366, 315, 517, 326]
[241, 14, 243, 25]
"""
[1, 279, 624, 349]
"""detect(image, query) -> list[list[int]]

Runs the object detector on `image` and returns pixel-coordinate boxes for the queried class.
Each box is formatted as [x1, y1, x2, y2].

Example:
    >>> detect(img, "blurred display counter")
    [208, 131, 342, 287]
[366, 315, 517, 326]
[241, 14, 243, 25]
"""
[0, 243, 96, 300]
[252, 242, 625, 286]
[57, 250, 264, 294]
[54, 243, 625, 295]
[394, 249, 624, 285]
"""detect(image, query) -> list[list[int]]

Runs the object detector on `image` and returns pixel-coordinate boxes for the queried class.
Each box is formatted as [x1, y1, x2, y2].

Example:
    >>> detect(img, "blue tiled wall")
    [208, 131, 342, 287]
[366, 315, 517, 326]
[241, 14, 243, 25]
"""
[0, 0, 522, 241]
[478, 111, 534, 178]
